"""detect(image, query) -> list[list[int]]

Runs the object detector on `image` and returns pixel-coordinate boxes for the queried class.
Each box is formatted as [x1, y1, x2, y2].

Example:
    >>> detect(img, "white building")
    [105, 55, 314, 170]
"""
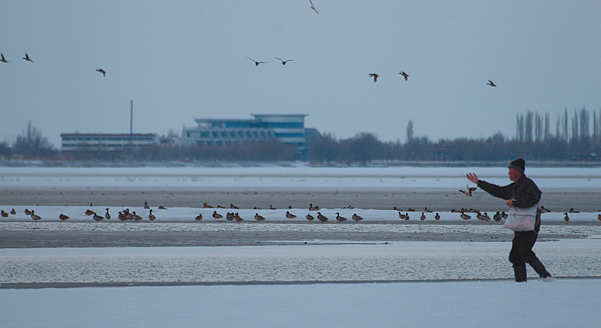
[181, 114, 308, 149]
[60, 133, 159, 151]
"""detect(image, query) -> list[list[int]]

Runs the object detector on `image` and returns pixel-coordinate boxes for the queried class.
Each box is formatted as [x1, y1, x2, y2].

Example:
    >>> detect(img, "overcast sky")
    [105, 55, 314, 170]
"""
[1, 0, 600, 147]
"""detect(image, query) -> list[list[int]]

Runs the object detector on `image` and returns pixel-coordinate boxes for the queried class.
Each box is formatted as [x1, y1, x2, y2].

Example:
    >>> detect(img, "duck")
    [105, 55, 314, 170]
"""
[493, 211, 502, 222]
[132, 211, 143, 222]
[569, 208, 580, 213]
[255, 213, 266, 222]
[398, 212, 408, 220]
[212, 211, 223, 219]
[399, 71, 409, 81]
[477, 212, 490, 221]
[407, 208, 416, 212]
[563, 213, 570, 223]
[423, 207, 433, 213]
[24, 208, 32, 215]
[459, 185, 477, 197]
[269, 205, 276, 210]
[148, 209, 156, 221]
[59, 214, 70, 221]
[286, 211, 297, 219]
[460, 212, 471, 220]
[195, 213, 203, 221]
[0, 53, 8, 63]
[92, 212, 104, 222]
[217, 205, 226, 208]
[501, 211, 508, 220]
[597, 213, 601, 221]
[30, 210, 42, 221]
[343, 205, 354, 209]
[23, 53, 33, 62]
[96, 68, 106, 76]
[247, 57, 267, 66]
[486, 79, 497, 87]
[105, 208, 111, 220]
[369, 73, 379, 83]
[352, 214, 363, 222]
[309, 204, 319, 211]
[158, 205, 167, 209]
[0, 210, 7, 217]
[85, 209, 95, 216]
[335, 212, 348, 223]
[230, 204, 239, 209]
[124, 209, 133, 221]
[274, 57, 295, 65]
[540, 206, 551, 213]
[203, 202, 213, 208]
[233, 213, 244, 222]
[434, 213, 440, 220]
[118, 211, 127, 222]
[10, 208, 16, 215]
[226, 212, 235, 221]
[420, 212, 426, 221]
[144, 202, 150, 209]
[317, 212, 329, 223]
[393, 206, 403, 211]
[305, 214, 315, 222]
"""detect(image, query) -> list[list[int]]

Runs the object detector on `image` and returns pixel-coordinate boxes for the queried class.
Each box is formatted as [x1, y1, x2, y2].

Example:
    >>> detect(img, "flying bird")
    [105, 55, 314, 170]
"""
[369, 73, 379, 83]
[0, 53, 8, 63]
[23, 53, 33, 62]
[486, 79, 497, 87]
[309, 0, 319, 14]
[274, 57, 295, 65]
[247, 57, 267, 66]
[459, 185, 477, 197]
[96, 68, 106, 76]
[399, 71, 409, 81]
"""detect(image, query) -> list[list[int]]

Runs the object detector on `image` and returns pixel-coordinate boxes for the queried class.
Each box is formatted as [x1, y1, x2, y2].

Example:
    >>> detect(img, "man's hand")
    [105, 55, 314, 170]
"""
[466, 173, 479, 184]
[506, 199, 514, 208]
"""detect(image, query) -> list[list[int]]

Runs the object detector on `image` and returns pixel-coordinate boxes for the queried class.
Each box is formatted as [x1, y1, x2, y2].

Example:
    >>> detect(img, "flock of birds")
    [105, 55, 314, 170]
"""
[2, 200, 600, 223]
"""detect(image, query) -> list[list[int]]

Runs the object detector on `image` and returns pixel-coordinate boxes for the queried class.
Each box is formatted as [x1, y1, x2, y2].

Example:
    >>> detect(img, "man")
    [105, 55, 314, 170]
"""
[466, 159, 552, 282]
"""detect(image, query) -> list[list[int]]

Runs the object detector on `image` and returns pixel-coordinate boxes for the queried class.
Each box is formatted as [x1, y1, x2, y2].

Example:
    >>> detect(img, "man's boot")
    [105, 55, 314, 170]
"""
[529, 258, 552, 279]
[513, 263, 527, 282]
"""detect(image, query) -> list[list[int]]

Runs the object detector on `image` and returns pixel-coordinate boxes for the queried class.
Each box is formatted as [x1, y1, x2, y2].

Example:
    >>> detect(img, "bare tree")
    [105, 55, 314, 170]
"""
[13, 121, 55, 157]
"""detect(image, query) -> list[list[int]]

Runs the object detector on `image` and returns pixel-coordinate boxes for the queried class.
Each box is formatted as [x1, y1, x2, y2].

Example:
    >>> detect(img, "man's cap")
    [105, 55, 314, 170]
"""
[508, 158, 525, 173]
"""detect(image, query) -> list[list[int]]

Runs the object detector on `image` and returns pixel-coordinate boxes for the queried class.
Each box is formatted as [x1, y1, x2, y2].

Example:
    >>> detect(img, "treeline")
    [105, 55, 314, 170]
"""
[3, 107, 600, 164]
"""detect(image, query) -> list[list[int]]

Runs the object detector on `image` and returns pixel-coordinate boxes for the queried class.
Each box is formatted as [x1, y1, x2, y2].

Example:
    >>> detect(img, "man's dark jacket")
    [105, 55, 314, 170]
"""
[477, 175, 542, 232]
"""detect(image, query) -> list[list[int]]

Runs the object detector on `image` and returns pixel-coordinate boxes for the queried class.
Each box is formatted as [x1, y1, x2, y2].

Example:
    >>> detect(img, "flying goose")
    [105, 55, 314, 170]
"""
[309, 0, 319, 14]
[96, 68, 106, 76]
[459, 185, 477, 197]
[369, 73, 379, 83]
[0, 53, 8, 63]
[23, 53, 33, 62]
[399, 71, 409, 81]
[247, 57, 267, 66]
[486, 80, 496, 87]
[274, 57, 295, 65]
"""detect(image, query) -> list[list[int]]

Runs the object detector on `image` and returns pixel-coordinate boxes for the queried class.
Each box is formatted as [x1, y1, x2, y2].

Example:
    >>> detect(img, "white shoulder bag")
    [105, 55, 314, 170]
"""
[504, 204, 538, 231]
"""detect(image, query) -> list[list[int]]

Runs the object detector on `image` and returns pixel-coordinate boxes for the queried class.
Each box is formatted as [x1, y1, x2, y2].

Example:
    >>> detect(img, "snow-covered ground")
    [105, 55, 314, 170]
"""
[2, 166, 600, 327]
[1, 165, 601, 190]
